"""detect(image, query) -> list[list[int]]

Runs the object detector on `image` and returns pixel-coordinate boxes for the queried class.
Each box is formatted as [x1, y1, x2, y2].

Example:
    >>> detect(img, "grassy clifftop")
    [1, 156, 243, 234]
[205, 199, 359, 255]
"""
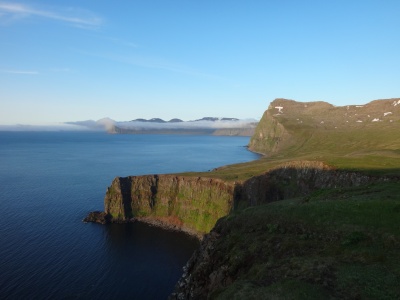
[170, 98, 400, 299]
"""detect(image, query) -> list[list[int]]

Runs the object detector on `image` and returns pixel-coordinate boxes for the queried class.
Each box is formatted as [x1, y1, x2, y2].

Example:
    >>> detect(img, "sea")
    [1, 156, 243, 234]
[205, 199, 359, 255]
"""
[0, 131, 259, 299]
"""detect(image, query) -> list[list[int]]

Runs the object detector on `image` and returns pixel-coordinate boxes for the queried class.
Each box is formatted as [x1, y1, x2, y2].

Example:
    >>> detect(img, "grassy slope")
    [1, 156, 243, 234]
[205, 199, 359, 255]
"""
[173, 99, 400, 299]
[179, 99, 400, 181]
[179, 126, 400, 181]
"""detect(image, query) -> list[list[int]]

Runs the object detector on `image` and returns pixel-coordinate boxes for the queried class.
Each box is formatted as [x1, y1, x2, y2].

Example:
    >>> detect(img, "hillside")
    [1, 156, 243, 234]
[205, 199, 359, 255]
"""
[249, 98, 400, 169]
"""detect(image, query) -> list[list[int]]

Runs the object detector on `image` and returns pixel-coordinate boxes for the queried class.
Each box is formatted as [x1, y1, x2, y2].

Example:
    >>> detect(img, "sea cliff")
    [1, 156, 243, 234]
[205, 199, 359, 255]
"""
[87, 161, 389, 238]
[98, 175, 235, 238]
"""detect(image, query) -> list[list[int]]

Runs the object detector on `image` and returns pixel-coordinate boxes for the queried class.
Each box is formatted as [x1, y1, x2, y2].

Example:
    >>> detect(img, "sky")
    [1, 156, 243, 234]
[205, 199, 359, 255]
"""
[1, 0, 400, 125]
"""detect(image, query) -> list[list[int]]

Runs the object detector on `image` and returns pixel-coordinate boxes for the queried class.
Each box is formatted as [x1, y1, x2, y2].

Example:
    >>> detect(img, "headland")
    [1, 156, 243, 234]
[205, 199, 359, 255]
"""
[86, 98, 400, 299]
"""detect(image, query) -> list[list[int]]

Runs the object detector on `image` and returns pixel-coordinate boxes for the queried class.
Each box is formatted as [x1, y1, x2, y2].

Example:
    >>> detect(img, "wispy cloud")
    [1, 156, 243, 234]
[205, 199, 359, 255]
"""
[100, 36, 139, 49]
[0, 2, 102, 28]
[0, 67, 78, 75]
[0, 69, 39, 75]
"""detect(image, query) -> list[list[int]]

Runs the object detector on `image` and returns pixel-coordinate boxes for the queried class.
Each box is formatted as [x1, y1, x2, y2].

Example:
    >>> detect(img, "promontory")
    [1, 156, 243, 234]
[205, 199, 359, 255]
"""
[86, 98, 400, 299]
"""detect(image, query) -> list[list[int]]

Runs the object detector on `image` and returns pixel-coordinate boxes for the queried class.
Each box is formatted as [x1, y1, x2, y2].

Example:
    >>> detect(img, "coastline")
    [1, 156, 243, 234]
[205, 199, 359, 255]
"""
[84, 141, 258, 238]
[83, 211, 204, 240]
[135, 217, 204, 240]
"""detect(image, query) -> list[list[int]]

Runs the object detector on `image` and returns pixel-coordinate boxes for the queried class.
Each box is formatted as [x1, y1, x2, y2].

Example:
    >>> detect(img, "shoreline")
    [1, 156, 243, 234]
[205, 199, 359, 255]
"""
[135, 217, 204, 240]
[83, 212, 204, 240]
[84, 140, 261, 238]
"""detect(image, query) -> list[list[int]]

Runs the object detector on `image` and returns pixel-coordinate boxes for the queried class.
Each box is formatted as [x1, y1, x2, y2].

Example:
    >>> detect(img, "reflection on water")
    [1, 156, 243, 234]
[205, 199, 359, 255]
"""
[103, 222, 199, 299]
[0, 132, 256, 299]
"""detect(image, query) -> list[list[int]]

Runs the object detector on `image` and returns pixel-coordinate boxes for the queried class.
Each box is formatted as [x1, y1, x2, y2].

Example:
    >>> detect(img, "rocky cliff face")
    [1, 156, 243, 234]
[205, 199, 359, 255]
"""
[96, 161, 388, 239]
[103, 175, 235, 237]
[237, 161, 386, 207]
[248, 109, 293, 154]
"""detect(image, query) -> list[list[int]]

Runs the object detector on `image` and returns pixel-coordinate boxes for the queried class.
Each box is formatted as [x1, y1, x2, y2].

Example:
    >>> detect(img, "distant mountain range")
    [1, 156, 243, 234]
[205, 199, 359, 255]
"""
[66, 117, 258, 136]
[129, 117, 240, 123]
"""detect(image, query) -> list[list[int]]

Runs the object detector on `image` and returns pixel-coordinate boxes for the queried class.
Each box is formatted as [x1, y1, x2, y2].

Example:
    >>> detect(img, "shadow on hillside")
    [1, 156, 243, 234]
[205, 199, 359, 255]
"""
[233, 163, 400, 209]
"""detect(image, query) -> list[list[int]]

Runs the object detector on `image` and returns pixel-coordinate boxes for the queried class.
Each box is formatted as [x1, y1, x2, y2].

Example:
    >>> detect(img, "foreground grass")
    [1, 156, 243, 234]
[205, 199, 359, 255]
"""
[208, 181, 400, 299]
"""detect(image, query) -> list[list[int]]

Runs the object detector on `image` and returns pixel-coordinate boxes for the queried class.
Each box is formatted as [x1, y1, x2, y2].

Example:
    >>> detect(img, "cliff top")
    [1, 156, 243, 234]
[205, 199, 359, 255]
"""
[181, 98, 400, 181]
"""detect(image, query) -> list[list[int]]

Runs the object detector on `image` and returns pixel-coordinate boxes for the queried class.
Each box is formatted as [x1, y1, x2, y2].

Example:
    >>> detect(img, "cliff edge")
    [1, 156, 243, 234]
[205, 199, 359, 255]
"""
[86, 161, 392, 239]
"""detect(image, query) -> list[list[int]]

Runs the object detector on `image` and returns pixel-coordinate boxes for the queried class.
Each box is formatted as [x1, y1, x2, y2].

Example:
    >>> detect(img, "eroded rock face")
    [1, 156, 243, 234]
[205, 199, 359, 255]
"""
[85, 161, 388, 237]
[248, 109, 294, 154]
[103, 175, 236, 237]
[237, 161, 385, 207]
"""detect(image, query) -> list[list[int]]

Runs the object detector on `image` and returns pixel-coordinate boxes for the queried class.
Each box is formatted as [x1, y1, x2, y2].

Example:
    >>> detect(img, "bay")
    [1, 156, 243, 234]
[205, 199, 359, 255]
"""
[0, 131, 259, 299]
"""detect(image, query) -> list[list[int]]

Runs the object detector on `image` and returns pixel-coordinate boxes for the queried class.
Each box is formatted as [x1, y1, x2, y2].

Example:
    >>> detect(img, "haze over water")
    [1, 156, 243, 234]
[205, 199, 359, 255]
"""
[0, 131, 259, 299]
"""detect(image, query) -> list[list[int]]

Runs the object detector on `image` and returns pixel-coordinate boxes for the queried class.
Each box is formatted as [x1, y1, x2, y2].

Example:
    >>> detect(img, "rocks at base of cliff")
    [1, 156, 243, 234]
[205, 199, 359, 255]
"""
[83, 211, 111, 224]
[84, 211, 136, 224]
[83, 211, 203, 239]
[169, 230, 224, 300]
[136, 216, 203, 240]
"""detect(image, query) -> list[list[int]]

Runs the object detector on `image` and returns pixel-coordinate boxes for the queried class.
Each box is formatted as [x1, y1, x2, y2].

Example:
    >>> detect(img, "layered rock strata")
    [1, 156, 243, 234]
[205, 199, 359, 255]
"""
[100, 175, 235, 238]
[86, 161, 388, 239]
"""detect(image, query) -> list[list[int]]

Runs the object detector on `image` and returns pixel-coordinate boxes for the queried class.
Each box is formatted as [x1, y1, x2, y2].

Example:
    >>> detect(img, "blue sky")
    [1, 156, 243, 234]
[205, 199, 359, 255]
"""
[1, 1, 400, 125]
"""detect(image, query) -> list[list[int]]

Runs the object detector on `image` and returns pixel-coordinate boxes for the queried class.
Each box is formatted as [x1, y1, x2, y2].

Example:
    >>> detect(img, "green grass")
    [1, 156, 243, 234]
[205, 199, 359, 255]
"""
[171, 100, 400, 298]
[176, 119, 400, 181]
[200, 181, 400, 299]
[216, 279, 332, 300]
[149, 180, 233, 234]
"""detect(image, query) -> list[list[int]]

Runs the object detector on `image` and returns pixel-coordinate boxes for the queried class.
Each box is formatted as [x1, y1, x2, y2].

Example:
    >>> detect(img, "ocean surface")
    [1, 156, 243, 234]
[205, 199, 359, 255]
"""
[0, 131, 259, 299]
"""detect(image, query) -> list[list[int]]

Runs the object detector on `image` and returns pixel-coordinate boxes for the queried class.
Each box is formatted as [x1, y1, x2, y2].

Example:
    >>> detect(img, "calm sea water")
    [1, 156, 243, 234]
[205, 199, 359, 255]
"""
[0, 131, 259, 299]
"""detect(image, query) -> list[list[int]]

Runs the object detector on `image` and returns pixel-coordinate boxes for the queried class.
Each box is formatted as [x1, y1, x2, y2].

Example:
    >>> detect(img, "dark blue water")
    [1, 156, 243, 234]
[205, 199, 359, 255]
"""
[0, 132, 259, 299]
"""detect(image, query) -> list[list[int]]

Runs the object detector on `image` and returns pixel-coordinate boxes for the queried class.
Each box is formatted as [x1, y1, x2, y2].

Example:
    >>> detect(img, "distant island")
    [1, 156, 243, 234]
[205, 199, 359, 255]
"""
[67, 117, 258, 136]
